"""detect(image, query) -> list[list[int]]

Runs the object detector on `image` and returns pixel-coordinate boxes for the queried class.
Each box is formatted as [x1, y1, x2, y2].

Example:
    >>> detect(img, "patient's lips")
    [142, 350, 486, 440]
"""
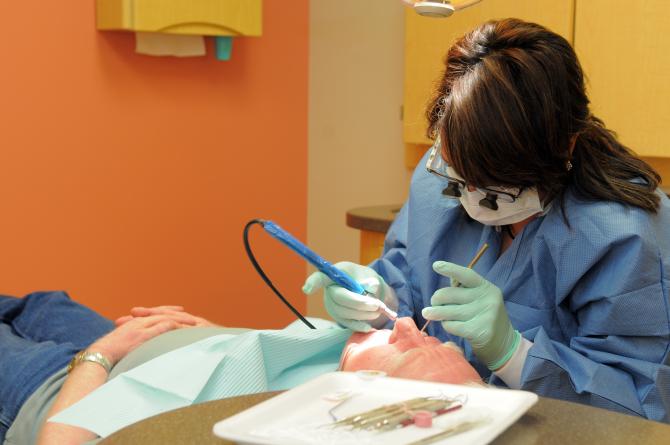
[341, 317, 481, 385]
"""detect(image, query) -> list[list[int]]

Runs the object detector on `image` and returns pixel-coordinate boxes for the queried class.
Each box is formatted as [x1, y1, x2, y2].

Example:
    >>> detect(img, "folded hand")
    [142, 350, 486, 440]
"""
[114, 305, 217, 328]
[92, 307, 216, 366]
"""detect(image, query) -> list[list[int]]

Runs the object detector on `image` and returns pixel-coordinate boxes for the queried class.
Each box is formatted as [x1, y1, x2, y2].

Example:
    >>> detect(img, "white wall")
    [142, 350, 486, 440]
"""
[307, 0, 411, 317]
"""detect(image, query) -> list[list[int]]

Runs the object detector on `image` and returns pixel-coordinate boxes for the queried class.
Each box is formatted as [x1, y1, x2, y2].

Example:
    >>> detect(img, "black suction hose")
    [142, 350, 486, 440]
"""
[243, 219, 316, 329]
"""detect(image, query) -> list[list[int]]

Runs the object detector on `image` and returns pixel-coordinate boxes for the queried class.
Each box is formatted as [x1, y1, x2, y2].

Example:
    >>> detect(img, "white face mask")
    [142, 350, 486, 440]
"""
[459, 187, 544, 226]
[446, 166, 544, 226]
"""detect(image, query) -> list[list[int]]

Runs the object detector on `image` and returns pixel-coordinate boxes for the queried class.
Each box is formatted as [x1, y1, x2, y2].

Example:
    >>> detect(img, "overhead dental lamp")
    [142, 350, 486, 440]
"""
[413, 0, 483, 18]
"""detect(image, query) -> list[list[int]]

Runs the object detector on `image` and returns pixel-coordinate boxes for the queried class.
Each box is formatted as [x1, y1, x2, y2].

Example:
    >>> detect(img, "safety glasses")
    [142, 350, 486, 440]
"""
[425, 140, 523, 204]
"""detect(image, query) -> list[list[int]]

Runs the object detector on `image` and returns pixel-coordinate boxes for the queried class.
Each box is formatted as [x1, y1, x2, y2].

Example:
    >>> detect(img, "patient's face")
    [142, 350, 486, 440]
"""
[340, 318, 481, 385]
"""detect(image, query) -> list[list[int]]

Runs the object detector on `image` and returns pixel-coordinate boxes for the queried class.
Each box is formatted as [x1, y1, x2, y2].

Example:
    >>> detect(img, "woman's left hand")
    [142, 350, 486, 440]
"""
[421, 261, 521, 370]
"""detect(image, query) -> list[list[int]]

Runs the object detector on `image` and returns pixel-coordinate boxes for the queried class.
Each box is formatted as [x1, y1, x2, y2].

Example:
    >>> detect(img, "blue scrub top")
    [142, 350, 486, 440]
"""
[371, 151, 670, 422]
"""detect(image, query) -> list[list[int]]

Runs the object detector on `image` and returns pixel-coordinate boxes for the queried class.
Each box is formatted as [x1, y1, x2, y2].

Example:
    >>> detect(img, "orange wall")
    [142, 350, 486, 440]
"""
[0, 1, 309, 329]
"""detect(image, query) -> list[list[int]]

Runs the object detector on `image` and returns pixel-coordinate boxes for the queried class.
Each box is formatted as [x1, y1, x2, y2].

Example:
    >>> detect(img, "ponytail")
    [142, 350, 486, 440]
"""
[570, 116, 661, 213]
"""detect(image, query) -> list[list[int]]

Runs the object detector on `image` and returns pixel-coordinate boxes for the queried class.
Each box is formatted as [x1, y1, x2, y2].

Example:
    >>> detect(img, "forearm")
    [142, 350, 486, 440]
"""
[37, 362, 109, 445]
[36, 310, 198, 444]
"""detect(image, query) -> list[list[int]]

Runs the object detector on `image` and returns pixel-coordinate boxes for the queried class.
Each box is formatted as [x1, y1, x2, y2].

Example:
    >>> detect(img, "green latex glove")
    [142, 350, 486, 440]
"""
[302, 261, 389, 332]
[421, 261, 521, 370]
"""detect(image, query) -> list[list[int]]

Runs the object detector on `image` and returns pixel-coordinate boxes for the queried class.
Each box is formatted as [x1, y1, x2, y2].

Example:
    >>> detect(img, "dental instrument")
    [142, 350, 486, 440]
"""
[330, 395, 464, 432]
[260, 220, 398, 322]
[420, 242, 489, 333]
[406, 418, 488, 445]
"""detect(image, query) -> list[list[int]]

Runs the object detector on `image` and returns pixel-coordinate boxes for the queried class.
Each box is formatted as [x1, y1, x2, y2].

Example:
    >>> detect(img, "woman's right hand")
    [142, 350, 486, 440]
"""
[302, 261, 393, 332]
[89, 312, 197, 366]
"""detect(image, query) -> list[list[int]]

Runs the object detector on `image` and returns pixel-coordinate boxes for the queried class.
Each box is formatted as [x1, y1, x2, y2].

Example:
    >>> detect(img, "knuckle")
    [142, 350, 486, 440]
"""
[429, 307, 447, 321]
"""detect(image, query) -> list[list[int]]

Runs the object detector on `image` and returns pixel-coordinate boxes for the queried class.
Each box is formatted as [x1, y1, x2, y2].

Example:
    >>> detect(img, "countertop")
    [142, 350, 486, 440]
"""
[100, 391, 670, 444]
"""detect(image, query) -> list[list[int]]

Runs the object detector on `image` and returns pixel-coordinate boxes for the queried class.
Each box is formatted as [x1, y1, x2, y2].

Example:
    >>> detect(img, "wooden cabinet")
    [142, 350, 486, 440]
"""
[575, 0, 670, 161]
[96, 0, 262, 36]
[346, 206, 398, 264]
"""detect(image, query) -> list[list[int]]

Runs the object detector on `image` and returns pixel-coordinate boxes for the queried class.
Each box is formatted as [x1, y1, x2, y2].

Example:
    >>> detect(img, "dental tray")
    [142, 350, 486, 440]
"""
[212, 371, 537, 445]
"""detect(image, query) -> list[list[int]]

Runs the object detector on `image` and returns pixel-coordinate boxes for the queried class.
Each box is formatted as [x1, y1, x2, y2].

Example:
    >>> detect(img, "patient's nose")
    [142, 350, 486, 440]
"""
[389, 317, 424, 347]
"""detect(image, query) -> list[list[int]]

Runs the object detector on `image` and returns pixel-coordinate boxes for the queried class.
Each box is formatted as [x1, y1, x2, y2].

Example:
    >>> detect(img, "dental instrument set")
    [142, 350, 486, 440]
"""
[213, 371, 539, 444]
[330, 395, 465, 432]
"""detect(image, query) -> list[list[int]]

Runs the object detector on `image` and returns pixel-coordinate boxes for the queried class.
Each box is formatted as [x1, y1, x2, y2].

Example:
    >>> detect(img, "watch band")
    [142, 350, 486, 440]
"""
[67, 350, 112, 374]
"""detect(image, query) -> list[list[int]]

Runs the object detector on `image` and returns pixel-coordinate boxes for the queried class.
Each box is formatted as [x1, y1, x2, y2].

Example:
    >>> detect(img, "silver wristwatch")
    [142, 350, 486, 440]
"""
[67, 350, 112, 374]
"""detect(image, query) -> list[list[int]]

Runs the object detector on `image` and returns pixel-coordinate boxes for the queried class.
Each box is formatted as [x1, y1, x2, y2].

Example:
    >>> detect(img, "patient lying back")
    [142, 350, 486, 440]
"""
[340, 317, 482, 385]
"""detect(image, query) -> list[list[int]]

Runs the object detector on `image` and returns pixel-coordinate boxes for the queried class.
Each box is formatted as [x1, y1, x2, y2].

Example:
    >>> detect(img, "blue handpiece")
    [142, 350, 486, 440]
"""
[262, 220, 367, 294]
[262, 220, 398, 321]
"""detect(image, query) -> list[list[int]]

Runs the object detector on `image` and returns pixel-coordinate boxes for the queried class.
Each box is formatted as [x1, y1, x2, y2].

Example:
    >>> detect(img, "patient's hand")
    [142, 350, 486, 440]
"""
[114, 306, 218, 328]
[340, 317, 481, 385]
[92, 312, 200, 366]
[38, 309, 203, 445]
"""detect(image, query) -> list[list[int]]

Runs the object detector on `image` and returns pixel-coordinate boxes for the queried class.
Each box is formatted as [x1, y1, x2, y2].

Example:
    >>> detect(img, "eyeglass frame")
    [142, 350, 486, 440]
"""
[425, 139, 525, 204]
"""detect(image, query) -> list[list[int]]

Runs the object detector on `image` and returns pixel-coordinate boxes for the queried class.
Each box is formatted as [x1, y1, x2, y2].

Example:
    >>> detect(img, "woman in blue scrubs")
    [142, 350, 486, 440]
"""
[304, 18, 670, 421]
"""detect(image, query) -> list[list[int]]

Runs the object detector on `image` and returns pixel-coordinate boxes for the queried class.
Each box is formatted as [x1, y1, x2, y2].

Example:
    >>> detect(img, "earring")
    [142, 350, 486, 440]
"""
[566, 160, 573, 171]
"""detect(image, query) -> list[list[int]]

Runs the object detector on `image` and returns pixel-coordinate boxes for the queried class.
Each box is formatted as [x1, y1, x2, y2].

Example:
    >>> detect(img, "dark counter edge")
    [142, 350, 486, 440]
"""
[348, 187, 670, 234]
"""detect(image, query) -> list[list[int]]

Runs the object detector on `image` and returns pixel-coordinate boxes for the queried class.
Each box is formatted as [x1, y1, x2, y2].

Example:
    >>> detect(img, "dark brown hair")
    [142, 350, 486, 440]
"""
[426, 18, 661, 214]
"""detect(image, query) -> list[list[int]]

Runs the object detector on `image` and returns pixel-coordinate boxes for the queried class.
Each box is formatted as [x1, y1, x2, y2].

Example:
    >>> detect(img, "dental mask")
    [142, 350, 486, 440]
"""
[446, 166, 544, 226]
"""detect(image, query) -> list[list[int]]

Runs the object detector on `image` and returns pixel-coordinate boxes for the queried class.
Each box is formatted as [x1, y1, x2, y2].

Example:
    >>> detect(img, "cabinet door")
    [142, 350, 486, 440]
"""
[403, 0, 575, 167]
[575, 0, 670, 158]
